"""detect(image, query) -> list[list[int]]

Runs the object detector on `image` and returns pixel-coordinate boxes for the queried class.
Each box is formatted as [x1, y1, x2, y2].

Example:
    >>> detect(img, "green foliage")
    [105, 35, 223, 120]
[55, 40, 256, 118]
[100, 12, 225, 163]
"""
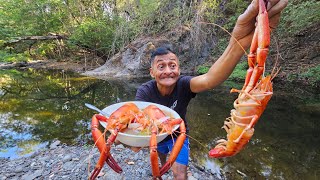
[0, 0, 66, 36]
[0, 0, 69, 62]
[202, 0, 220, 23]
[34, 42, 57, 57]
[0, 0, 319, 84]
[223, 0, 249, 30]
[228, 61, 247, 80]
[130, 0, 159, 35]
[203, 0, 249, 57]
[278, 0, 320, 36]
[197, 66, 210, 75]
[0, 40, 5, 47]
[0, 50, 30, 63]
[300, 65, 320, 86]
[222, 80, 243, 89]
[129, 0, 188, 36]
[213, 37, 229, 56]
[197, 61, 247, 81]
[286, 65, 320, 87]
[69, 19, 117, 51]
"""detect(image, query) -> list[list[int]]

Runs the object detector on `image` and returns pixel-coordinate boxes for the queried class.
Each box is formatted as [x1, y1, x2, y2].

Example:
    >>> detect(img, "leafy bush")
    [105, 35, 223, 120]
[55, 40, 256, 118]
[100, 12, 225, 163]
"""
[197, 66, 210, 74]
[278, 0, 320, 36]
[0, 50, 30, 63]
[228, 61, 247, 80]
[222, 80, 243, 89]
[300, 65, 320, 86]
[197, 61, 247, 80]
[223, 0, 249, 30]
[69, 19, 117, 51]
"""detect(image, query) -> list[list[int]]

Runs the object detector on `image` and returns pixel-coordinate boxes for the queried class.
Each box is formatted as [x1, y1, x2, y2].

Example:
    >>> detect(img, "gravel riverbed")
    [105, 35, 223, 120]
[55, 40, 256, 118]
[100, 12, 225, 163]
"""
[0, 140, 221, 180]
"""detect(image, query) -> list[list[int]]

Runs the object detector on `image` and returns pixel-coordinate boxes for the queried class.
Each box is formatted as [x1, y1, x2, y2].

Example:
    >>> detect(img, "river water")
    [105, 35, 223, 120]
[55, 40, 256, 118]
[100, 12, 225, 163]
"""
[0, 69, 319, 179]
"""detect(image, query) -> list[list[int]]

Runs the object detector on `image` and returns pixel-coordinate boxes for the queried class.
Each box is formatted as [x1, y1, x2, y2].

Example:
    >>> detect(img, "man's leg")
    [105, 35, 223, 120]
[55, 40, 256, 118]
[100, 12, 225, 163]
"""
[158, 151, 167, 167]
[159, 152, 187, 180]
[157, 137, 189, 179]
[167, 137, 189, 180]
[172, 162, 187, 180]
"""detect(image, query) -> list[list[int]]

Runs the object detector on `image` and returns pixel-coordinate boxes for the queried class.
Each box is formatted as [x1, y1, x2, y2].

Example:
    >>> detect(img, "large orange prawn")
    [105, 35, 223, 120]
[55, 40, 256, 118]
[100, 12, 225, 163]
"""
[89, 103, 185, 179]
[90, 103, 140, 179]
[209, 0, 274, 158]
[143, 105, 186, 179]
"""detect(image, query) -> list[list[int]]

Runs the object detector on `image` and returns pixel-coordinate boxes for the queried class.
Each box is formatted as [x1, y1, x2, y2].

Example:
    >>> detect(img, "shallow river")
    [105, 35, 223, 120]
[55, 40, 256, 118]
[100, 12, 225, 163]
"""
[0, 69, 319, 179]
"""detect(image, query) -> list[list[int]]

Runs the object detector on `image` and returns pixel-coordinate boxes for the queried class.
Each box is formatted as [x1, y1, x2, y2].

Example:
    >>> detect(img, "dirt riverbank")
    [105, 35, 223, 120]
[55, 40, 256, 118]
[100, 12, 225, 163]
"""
[0, 140, 221, 180]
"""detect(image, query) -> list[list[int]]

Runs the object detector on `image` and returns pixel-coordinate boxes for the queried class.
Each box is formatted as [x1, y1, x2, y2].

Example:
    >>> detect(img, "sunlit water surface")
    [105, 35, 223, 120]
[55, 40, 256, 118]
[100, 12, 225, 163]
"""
[0, 69, 319, 179]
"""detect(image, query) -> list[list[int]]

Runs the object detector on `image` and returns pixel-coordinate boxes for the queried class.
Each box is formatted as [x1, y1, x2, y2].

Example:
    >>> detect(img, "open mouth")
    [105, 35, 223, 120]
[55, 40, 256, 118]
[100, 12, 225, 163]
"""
[160, 76, 176, 80]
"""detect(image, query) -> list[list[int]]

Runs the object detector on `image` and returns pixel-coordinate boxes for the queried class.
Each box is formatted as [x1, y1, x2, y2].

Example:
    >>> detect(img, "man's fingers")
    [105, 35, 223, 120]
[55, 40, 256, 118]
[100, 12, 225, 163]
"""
[267, 0, 288, 18]
[267, 0, 288, 30]
[269, 12, 281, 30]
[267, 0, 281, 11]
[237, 0, 287, 26]
[237, 0, 259, 25]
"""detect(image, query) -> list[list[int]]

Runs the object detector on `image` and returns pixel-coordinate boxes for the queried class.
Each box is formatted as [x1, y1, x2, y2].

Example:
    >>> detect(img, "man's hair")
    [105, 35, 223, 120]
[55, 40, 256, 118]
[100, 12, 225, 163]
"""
[150, 46, 175, 64]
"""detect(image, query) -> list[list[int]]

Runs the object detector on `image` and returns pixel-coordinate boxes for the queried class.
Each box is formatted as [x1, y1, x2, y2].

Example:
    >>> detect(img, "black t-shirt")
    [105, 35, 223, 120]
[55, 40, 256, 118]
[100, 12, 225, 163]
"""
[135, 75, 197, 135]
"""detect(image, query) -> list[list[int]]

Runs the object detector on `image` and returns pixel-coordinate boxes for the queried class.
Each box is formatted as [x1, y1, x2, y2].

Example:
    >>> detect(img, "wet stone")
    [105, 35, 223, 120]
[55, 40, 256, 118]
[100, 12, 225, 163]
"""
[63, 161, 74, 171]
[193, 172, 200, 179]
[8, 176, 19, 180]
[188, 175, 197, 180]
[14, 166, 24, 173]
[21, 170, 42, 180]
[0, 175, 7, 180]
[0, 145, 219, 180]
[39, 156, 50, 162]
[72, 157, 80, 161]
[116, 144, 125, 149]
[42, 169, 51, 176]
[50, 140, 61, 149]
[62, 154, 72, 162]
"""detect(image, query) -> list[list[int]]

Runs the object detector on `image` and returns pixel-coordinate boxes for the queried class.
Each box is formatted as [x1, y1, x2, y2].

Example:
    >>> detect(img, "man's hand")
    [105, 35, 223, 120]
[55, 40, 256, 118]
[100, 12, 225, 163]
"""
[231, 0, 288, 50]
[190, 0, 288, 93]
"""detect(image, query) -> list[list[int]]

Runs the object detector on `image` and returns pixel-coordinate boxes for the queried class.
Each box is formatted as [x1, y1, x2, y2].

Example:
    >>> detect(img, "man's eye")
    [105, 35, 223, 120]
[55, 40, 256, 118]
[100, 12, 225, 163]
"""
[158, 65, 164, 70]
[170, 64, 176, 69]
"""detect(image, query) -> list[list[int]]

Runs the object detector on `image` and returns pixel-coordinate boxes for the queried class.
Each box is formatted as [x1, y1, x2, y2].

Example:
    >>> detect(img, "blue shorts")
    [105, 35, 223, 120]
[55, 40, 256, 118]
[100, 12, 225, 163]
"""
[157, 137, 189, 165]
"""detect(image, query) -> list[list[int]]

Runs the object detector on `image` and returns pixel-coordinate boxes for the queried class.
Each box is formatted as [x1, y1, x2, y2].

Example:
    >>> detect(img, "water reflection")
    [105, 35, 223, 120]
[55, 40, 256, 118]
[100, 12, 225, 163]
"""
[0, 69, 319, 179]
[0, 68, 140, 158]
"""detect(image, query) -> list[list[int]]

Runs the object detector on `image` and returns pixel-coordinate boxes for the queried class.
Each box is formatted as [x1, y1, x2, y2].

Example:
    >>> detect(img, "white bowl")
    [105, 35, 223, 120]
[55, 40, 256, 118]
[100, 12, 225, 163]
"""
[99, 101, 181, 147]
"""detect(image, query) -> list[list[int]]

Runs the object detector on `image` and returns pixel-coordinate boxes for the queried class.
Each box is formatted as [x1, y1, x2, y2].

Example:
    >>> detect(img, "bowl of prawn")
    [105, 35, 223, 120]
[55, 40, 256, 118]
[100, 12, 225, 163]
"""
[99, 101, 180, 147]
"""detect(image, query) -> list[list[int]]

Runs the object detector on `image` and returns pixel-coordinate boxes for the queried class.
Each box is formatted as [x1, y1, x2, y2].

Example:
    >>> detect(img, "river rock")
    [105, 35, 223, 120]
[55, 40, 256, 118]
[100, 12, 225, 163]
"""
[49, 140, 61, 149]
[82, 25, 214, 79]
[0, 144, 222, 179]
[62, 154, 72, 162]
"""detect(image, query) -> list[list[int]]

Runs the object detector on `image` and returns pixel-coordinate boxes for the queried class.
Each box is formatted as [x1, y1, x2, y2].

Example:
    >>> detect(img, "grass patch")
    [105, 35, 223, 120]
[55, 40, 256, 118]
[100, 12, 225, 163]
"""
[196, 61, 247, 81]
[0, 50, 31, 63]
[197, 66, 210, 75]
[278, 0, 320, 36]
[300, 65, 320, 86]
[228, 61, 247, 81]
[222, 80, 243, 89]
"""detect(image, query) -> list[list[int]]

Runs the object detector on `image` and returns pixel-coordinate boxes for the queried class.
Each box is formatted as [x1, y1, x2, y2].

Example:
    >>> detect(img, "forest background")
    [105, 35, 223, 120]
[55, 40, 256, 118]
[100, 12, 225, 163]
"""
[0, 0, 319, 87]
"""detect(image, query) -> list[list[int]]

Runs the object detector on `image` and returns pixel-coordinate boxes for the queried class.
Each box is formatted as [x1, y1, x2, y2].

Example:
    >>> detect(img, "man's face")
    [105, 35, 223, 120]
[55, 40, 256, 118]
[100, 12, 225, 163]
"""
[150, 52, 180, 88]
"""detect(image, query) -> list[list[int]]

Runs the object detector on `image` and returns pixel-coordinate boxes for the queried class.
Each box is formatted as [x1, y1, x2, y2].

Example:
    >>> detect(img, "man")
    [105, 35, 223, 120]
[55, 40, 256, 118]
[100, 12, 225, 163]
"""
[135, 0, 288, 179]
